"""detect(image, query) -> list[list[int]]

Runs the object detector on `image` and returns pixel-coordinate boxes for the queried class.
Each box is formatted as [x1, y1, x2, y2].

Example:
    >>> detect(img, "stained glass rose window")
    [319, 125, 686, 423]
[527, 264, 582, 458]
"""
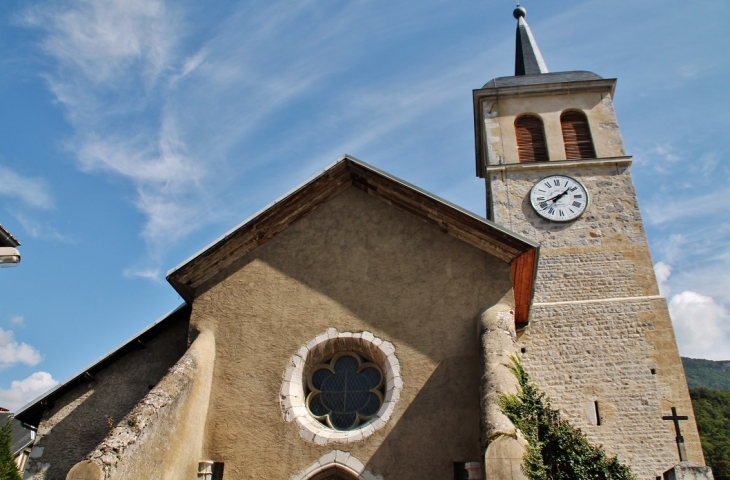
[306, 352, 384, 430]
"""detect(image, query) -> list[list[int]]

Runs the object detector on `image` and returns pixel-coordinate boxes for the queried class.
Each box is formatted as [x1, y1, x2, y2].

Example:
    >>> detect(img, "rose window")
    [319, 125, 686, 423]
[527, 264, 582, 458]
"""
[306, 352, 384, 430]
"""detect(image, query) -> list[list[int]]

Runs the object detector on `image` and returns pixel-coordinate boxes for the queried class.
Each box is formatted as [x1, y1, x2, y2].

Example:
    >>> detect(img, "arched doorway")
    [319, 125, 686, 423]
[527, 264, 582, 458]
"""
[309, 466, 359, 480]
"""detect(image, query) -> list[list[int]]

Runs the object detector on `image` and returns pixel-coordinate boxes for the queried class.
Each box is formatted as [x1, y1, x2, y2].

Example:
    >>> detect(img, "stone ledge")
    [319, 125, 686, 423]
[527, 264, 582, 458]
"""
[485, 156, 632, 173]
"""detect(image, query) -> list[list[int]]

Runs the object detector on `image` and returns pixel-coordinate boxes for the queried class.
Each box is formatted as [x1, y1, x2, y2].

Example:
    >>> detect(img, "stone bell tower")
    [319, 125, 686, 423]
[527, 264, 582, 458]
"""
[473, 6, 707, 479]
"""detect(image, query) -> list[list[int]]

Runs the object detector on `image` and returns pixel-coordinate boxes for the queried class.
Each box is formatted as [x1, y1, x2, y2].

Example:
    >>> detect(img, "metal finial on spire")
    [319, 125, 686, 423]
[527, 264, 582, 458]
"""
[513, 4, 548, 76]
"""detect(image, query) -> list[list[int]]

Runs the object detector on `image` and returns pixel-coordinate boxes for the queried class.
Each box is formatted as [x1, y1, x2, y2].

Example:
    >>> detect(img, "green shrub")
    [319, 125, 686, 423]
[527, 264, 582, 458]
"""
[0, 418, 21, 480]
[498, 356, 636, 480]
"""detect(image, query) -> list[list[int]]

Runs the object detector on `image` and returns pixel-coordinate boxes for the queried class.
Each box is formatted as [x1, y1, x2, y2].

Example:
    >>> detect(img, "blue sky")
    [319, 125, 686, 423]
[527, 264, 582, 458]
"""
[0, 0, 728, 410]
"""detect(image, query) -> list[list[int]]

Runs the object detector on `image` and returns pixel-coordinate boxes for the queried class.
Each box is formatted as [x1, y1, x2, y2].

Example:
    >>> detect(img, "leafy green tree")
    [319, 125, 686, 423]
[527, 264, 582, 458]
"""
[498, 356, 635, 480]
[0, 418, 21, 480]
[690, 388, 730, 480]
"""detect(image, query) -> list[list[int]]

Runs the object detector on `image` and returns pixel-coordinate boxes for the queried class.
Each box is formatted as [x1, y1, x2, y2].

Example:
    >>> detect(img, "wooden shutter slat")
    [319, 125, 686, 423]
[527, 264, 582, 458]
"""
[515, 115, 548, 162]
[561, 112, 595, 160]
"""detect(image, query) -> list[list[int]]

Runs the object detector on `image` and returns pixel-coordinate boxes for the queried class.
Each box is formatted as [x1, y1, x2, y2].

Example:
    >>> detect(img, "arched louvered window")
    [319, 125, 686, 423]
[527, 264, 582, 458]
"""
[561, 111, 596, 159]
[515, 115, 549, 162]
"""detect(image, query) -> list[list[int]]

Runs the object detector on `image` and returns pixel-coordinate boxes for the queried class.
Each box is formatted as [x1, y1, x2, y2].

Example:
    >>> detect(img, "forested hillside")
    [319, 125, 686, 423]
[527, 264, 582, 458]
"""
[682, 357, 730, 480]
[682, 357, 730, 390]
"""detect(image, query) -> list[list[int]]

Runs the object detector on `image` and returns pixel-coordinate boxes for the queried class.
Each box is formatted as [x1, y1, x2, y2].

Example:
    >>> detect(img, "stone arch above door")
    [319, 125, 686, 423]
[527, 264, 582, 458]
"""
[309, 466, 359, 480]
[291, 450, 381, 480]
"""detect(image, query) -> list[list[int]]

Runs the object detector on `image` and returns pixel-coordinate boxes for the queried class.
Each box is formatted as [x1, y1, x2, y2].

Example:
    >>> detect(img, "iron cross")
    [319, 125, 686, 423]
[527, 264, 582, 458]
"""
[663, 407, 689, 462]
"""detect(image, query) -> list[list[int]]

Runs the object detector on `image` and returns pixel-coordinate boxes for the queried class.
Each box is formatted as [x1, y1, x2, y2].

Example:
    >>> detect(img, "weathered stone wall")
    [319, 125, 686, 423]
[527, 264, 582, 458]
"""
[190, 186, 514, 479]
[67, 330, 216, 480]
[479, 297, 529, 480]
[489, 161, 703, 479]
[24, 315, 188, 480]
[479, 88, 626, 166]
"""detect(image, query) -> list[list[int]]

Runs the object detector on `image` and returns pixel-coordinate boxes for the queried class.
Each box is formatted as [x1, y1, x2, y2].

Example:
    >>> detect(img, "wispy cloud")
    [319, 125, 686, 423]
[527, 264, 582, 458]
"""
[20, 0, 493, 275]
[644, 189, 730, 226]
[9, 316, 24, 327]
[0, 372, 58, 411]
[10, 210, 74, 243]
[0, 165, 54, 210]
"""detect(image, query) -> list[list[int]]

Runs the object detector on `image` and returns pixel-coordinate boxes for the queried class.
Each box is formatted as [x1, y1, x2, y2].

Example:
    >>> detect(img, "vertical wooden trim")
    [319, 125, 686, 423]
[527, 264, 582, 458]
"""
[511, 248, 537, 327]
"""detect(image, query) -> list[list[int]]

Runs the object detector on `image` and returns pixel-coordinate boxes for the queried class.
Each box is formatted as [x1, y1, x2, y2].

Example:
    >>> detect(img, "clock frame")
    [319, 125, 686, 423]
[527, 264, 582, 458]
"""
[529, 175, 589, 222]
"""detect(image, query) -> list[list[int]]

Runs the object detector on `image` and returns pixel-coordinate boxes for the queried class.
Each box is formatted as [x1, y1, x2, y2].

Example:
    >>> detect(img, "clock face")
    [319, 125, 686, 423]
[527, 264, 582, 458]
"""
[530, 175, 589, 222]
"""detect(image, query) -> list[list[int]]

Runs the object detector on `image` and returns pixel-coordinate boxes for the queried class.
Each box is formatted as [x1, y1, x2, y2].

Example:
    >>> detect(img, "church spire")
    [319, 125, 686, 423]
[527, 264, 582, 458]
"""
[513, 5, 549, 76]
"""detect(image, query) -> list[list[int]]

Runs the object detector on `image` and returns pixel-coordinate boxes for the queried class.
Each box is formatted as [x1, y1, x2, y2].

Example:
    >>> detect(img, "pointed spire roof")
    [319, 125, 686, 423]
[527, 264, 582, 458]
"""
[513, 6, 548, 76]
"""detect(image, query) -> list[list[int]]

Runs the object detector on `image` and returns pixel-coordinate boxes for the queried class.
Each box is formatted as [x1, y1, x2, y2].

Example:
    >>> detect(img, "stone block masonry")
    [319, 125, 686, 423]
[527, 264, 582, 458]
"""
[520, 298, 703, 479]
[486, 158, 705, 478]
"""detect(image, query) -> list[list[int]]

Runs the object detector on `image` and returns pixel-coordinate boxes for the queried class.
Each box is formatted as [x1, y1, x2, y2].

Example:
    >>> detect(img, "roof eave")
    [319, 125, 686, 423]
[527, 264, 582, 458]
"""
[14, 304, 190, 426]
[166, 155, 539, 322]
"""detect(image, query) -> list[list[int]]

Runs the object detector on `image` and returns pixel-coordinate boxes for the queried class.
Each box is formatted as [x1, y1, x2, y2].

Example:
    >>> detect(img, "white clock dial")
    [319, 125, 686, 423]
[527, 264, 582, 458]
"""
[530, 175, 589, 222]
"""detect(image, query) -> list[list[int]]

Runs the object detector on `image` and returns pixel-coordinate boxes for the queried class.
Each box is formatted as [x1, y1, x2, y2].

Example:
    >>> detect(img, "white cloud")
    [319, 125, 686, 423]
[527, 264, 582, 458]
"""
[0, 328, 43, 369]
[669, 291, 730, 360]
[123, 265, 162, 282]
[0, 372, 58, 412]
[0, 165, 54, 210]
[9, 316, 23, 327]
[654, 261, 672, 297]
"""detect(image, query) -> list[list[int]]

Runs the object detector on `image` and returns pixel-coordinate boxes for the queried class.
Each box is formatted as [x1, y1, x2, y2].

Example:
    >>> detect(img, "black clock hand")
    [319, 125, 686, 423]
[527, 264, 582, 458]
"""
[547, 188, 571, 203]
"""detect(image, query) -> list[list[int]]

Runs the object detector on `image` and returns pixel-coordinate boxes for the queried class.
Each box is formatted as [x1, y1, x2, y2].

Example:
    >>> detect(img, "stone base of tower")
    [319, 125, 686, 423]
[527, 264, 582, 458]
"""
[663, 462, 715, 480]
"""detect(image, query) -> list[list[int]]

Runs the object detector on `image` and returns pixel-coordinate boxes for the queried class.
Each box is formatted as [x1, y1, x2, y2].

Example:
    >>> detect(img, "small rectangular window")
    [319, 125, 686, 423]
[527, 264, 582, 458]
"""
[594, 401, 602, 426]
[198, 461, 224, 480]
[454, 462, 468, 480]
[212, 462, 224, 480]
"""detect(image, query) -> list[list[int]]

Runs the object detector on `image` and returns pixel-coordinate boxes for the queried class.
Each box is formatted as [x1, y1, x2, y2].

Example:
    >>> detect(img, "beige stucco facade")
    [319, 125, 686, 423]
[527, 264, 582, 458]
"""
[191, 186, 513, 478]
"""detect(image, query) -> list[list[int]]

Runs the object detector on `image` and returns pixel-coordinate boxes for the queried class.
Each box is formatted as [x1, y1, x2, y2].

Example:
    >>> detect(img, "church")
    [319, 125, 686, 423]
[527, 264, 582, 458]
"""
[15, 7, 709, 480]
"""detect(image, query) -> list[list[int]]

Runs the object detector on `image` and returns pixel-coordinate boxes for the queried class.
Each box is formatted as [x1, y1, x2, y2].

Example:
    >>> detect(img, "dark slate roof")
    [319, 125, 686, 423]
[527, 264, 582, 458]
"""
[481, 71, 604, 89]
[0, 224, 20, 247]
[0, 413, 34, 456]
[515, 16, 548, 76]
[14, 304, 191, 426]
